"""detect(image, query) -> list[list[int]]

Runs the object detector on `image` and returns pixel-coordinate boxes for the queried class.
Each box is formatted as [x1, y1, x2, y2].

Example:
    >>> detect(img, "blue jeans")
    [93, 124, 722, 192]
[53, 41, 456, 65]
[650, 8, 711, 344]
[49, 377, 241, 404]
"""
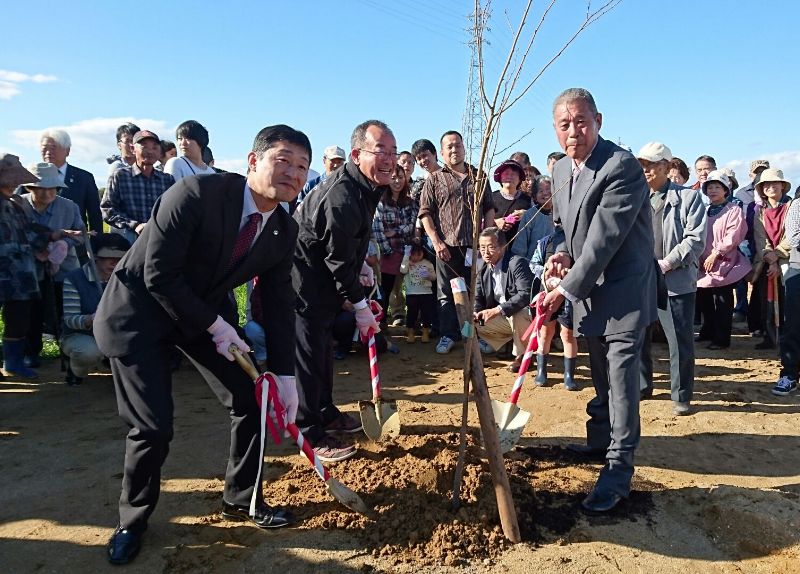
[243, 320, 266, 362]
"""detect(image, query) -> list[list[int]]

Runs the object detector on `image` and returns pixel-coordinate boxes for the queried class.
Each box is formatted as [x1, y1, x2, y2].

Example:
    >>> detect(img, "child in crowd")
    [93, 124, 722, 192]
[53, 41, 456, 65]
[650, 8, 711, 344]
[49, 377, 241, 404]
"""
[400, 243, 435, 343]
[530, 233, 579, 390]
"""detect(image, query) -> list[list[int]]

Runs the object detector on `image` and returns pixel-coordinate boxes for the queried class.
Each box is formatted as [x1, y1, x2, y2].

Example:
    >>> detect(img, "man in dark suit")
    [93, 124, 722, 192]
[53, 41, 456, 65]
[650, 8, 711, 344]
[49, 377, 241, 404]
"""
[473, 226, 534, 373]
[94, 125, 311, 565]
[40, 129, 102, 233]
[541, 88, 657, 514]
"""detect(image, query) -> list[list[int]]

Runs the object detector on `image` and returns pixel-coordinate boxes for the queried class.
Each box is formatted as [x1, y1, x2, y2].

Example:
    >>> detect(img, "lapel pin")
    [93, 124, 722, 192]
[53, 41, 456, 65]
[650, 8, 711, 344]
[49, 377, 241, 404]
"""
[273, 230, 279, 235]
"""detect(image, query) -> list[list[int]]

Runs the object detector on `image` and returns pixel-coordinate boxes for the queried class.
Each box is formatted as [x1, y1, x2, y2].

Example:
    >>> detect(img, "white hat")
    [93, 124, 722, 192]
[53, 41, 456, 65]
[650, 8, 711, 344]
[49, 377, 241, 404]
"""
[701, 170, 731, 194]
[25, 162, 67, 189]
[323, 145, 346, 160]
[636, 142, 673, 163]
[755, 168, 792, 195]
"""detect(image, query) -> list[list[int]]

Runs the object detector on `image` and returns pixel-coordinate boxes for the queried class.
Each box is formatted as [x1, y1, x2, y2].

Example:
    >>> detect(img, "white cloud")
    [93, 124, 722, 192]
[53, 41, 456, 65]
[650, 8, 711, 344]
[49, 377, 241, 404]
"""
[11, 117, 170, 186]
[0, 81, 21, 100]
[213, 158, 247, 175]
[0, 69, 57, 100]
[725, 150, 800, 189]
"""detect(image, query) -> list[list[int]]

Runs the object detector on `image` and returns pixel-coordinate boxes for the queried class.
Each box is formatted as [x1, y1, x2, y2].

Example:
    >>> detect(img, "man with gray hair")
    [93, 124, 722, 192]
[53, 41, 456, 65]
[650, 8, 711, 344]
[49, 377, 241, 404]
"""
[636, 142, 706, 416]
[39, 129, 102, 234]
[293, 120, 396, 462]
[541, 87, 657, 514]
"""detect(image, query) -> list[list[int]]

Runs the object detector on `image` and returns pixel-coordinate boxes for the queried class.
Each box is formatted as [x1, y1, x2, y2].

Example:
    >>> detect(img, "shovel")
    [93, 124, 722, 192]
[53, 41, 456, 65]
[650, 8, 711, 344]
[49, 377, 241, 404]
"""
[358, 327, 400, 440]
[491, 293, 548, 454]
[230, 346, 372, 516]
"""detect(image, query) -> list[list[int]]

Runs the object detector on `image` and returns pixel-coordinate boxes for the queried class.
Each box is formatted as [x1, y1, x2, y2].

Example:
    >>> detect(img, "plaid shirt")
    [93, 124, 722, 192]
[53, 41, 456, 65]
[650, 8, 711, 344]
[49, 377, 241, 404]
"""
[417, 164, 492, 247]
[372, 198, 418, 256]
[101, 164, 174, 230]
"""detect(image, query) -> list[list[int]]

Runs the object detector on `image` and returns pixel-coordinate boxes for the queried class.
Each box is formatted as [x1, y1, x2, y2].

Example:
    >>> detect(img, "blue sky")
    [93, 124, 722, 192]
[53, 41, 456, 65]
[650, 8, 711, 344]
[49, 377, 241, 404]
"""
[2, 0, 798, 189]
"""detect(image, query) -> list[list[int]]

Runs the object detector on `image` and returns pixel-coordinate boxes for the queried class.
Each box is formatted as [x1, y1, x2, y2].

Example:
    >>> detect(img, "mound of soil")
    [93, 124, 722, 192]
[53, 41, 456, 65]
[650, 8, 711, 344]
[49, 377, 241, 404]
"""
[260, 432, 654, 567]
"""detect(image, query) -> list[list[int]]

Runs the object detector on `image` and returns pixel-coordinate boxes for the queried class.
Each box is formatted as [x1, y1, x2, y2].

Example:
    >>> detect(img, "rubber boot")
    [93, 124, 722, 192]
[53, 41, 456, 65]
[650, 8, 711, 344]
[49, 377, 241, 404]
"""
[421, 327, 430, 343]
[563, 356, 578, 391]
[406, 328, 416, 344]
[534, 353, 548, 386]
[2, 339, 38, 379]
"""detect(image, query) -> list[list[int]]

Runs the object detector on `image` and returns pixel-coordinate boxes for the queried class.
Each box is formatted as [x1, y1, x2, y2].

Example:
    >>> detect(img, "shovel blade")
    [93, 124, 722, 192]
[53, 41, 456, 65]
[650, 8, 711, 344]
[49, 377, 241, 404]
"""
[325, 477, 373, 517]
[359, 399, 400, 441]
[490, 399, 531, 454]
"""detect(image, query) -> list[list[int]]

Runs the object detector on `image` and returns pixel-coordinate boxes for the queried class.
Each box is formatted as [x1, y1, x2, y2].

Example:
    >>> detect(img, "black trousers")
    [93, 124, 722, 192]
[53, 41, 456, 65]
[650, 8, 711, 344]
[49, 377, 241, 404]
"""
[697, 285, 734, 347]
[110, 335, 264, 532]
[780, 272, 800, 380]
[1, 299, 32, 339]
[406, 293, 435, 328]
[435, 246, 469, 341]
[25, 277, 62, 357]
[295, 306, 342, 443]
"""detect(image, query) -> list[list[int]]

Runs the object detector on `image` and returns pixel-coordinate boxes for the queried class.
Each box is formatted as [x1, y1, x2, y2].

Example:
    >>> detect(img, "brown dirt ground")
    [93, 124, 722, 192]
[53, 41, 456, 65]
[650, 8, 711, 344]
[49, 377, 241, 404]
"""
[1, 320, 799, 574]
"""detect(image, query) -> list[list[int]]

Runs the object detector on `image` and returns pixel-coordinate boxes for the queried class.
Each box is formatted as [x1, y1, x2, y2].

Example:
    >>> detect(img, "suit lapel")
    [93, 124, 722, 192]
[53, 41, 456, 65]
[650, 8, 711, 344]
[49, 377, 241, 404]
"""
[566, 139, 606, 251]
[231, 207, 284, 286]
[213, 183, 246, 287]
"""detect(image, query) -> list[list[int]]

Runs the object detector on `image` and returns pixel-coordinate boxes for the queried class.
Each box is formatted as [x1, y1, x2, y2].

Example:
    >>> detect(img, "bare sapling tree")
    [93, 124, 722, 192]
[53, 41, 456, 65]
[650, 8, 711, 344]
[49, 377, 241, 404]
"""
[451, 0, 622, 541]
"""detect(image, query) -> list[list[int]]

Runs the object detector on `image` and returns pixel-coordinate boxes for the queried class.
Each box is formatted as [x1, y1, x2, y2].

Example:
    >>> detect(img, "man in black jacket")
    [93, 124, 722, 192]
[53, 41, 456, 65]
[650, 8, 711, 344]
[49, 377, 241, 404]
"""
[474, 227, 534, 372]
[95, 125, 310, 565]
[293, 119, 395, 462]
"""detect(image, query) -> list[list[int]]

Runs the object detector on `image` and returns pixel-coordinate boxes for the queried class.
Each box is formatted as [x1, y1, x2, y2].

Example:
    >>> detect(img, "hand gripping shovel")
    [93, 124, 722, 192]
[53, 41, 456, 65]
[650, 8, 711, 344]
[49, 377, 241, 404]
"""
[358, 325, 400, 441]
[491, 292, 548, 454]
[230, 346, 372, 516]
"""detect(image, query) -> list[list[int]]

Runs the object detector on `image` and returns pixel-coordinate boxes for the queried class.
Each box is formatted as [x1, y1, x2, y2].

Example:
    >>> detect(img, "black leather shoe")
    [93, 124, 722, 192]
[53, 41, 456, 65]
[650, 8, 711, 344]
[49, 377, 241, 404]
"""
[107, 526, 142, 565]
[565, 443, 607, 461]
[640, 387, 653, 400]
[222, 501, 294, 529]
[581, 489, 625, 514]
[65, 367, 83, 386]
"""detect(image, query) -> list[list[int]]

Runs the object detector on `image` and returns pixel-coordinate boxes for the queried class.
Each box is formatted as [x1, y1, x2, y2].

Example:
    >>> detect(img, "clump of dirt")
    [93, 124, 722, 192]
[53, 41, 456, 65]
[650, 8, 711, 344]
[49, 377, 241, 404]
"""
[262, 432, 655, 567]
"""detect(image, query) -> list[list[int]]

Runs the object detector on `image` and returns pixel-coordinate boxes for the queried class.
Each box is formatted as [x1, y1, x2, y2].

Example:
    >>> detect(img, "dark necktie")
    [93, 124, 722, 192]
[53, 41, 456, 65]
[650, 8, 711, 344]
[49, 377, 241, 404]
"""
[227, 212, 261, 271]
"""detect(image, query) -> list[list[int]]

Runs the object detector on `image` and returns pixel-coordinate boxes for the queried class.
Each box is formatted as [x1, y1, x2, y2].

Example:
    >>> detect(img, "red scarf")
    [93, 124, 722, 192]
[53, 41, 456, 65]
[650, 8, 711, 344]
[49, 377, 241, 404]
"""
[763, 201, 789, 248]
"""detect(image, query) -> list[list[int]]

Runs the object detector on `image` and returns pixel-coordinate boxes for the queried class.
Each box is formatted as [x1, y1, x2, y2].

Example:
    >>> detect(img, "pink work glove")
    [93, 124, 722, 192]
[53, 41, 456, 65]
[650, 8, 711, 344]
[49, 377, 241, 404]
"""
[207, 315, 249, 360]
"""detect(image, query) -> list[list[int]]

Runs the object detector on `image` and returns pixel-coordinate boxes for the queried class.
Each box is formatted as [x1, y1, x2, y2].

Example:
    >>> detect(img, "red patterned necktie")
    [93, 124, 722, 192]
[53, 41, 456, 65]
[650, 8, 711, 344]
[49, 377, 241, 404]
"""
[227, 212, 261, 271]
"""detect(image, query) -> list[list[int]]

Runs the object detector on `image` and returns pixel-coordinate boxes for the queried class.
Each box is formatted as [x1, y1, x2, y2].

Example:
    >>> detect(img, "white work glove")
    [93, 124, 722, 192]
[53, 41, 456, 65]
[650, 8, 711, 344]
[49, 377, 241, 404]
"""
[269, 375, 298, 437]
[207, 315, 249, 361]
[657, 259, 671, 274]
[403, 245, 412, 257]
[359, 260, 374, 287]
[355, 303, 381, 336]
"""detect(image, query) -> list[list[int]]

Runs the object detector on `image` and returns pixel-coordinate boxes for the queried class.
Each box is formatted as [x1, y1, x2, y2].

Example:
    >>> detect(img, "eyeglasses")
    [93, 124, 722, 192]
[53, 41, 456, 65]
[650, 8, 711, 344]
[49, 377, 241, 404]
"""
[358, 148, 399, 160]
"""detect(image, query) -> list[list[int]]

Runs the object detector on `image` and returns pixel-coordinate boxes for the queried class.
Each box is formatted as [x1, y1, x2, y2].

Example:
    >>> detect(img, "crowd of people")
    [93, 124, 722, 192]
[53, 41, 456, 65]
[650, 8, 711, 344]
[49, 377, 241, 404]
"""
[1, 86, 798, 564]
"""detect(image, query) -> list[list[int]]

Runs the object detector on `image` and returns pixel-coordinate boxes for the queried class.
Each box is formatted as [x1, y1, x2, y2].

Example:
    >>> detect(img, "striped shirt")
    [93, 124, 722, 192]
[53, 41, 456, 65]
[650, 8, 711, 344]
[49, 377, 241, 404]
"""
[101, 164, 175, 231]
[417, 164, 493, 247]
[62, 264, 100, 332]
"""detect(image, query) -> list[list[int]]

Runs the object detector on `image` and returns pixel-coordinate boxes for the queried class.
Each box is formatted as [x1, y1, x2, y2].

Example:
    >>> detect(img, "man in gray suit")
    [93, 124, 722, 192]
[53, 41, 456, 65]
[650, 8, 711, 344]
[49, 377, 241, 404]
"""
[541, 88, 657, 514]
[636, 142, 706, 416]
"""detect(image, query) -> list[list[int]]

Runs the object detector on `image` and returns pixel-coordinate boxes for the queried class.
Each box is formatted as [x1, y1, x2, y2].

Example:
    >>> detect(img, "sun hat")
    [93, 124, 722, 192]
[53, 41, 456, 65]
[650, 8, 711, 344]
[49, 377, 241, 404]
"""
[25, 162, 67, 189]
[493, 159, 526, 184]
[0, 153, 39, 187]
[755, 168, 791, 195]
[749, 159, 769, 173]
[701, 170, 731, 194]
[636, 142, 673, 163]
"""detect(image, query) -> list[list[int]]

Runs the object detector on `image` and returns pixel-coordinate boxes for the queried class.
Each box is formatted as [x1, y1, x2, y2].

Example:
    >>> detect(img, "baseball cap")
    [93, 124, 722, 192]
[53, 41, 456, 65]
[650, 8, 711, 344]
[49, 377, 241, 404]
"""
[636, 142, 673, 163]
[132, 130, 160, 145]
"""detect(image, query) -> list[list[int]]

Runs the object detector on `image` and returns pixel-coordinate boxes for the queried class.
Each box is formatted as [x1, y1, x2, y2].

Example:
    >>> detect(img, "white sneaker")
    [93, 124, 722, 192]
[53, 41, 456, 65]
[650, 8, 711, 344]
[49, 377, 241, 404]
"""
[436, 336, 455, 354]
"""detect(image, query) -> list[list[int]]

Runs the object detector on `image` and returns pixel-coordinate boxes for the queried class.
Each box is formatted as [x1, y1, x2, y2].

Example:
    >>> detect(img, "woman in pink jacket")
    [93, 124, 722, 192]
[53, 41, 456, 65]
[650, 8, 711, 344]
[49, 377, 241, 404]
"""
[696, 171, 752, 349]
